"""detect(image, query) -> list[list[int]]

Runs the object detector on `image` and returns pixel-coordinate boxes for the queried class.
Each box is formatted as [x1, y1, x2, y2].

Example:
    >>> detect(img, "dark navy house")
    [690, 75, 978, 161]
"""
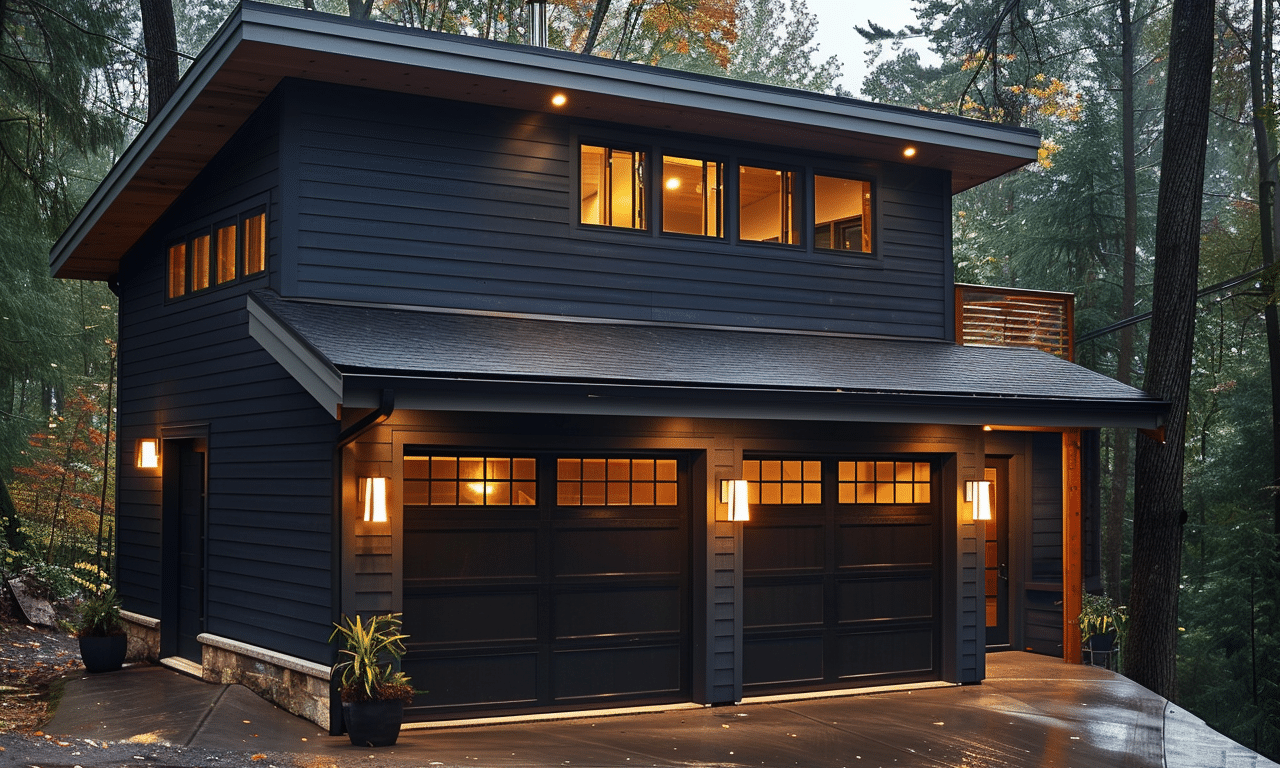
[50, 2, 1166, 731]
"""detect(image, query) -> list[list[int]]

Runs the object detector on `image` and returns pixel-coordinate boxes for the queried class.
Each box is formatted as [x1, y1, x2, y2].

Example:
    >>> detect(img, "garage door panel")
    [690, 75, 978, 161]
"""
[744, 635, 824, 686]
[837, 575, 934, 623]
[553, 645, 684, 700]
[744, 457, 940, 694]
[553, 524, 684, 576]
[401, 451, 690, 720]
[836, 628, 934, 679]
[404, 591, 538, 644]
[744, 523, 824, 572]
[554, 587, 682, 639]
[744, 582, 824, 628]
[406, 651, 539, 710]
[404, 527, 537, 580]
[838, 519, 934, 569]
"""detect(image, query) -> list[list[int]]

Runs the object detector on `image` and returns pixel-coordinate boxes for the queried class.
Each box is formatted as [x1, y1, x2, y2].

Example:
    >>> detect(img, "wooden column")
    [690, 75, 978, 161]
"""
[1062, 429, 1083, 664]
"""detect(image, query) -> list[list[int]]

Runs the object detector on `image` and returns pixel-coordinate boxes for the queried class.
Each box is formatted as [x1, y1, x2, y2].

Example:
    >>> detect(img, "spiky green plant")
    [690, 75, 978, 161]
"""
[76, 585, 124, 638]
[330, 613, 414, 703]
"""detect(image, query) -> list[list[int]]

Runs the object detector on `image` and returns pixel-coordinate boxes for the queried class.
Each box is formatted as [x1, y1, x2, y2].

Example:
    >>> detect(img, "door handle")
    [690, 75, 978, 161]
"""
[999, 563, 1009, 581]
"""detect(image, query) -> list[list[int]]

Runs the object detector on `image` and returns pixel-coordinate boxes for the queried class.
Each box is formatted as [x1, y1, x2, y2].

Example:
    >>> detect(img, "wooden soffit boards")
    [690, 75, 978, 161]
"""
[50, 1, 1041, 281]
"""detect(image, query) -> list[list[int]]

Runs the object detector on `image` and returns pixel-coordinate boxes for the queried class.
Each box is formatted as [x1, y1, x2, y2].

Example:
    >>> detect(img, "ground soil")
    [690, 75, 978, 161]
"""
[0, 584, 322, 768]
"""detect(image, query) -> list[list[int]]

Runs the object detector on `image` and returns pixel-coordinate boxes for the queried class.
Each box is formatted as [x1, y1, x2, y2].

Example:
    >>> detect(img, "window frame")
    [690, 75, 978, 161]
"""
[572, 128, 883, 260]
[659, 151, 727, 240]
[164, 200, 269, 303]
[810, 169, 877, 256]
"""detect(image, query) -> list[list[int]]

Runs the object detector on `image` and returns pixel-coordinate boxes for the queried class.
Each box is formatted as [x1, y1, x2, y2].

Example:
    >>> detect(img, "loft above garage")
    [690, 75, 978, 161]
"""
[49, 0, 1040, 283]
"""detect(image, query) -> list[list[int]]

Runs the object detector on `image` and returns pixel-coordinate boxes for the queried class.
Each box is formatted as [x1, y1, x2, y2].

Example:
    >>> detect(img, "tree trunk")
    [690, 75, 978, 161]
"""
[1250, 0, 1280, 542]
[1125, 0, 1215, 700]
[582, 0, 613, 54]
[1106, 0, 1140, 602]
[140, 0, 179, 121]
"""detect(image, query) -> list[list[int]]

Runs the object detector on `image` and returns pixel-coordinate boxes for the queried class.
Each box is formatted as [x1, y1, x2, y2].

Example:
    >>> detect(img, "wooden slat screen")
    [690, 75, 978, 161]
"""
[955, 284, 1074, 360]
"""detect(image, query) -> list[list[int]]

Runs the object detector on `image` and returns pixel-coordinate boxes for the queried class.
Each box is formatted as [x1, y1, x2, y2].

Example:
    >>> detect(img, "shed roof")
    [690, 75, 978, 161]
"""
[50, 1, 1040, 282]
[247, 291, 1166, 429]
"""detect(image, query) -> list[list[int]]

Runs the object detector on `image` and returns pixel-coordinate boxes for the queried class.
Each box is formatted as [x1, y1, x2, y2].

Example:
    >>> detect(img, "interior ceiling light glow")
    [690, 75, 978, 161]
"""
[665, 177, 681, 190]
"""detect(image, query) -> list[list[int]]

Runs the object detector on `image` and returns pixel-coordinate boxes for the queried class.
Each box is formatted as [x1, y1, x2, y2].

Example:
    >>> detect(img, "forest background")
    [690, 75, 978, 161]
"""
[2, 0, 1278, 758]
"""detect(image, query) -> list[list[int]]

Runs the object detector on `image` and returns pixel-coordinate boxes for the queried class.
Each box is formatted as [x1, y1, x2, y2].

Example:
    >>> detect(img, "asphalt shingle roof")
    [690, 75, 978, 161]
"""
[253, 291, 1158, 407]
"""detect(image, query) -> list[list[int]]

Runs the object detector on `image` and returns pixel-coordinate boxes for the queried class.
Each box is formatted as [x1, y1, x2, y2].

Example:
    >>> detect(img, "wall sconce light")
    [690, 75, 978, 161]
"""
[719, 479, 750, 522]
[966, 480, 993, 521]
[136, 438, 159, 469]
[361, 477, 388, 523]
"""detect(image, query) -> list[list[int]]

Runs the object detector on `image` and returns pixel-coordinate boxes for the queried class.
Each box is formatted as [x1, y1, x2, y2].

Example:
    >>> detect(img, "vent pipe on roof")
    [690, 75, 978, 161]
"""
[527, 0, 548, 47]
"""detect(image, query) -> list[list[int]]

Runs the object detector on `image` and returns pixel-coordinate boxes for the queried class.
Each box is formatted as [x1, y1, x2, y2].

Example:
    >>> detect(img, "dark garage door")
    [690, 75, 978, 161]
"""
[743, 457, 941, 693]
[400, 453, 691, 720]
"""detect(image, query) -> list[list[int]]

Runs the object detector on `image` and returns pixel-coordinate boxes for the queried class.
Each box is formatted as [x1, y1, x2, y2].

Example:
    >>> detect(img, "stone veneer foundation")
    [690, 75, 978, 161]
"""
[118, 613, 331, 730]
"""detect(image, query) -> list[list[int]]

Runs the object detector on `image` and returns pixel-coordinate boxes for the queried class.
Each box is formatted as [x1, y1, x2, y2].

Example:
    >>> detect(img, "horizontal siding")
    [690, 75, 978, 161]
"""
[283, 80, 951, 338]
[115, 95, 338, 665]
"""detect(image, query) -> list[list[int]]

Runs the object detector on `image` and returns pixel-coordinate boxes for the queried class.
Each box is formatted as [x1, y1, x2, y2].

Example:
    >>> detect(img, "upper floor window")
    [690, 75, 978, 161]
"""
[739, 165, 797, 244]
[580, 144, 647, 230]
[662, 155, 723, 238]
[814, 174, 872, 253]
[167, 210, 267, 299]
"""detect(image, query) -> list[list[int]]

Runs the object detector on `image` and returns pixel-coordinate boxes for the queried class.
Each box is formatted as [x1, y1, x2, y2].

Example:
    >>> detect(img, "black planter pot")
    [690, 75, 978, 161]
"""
[78, 634, 127, 673]
[343, 700, 404, 747]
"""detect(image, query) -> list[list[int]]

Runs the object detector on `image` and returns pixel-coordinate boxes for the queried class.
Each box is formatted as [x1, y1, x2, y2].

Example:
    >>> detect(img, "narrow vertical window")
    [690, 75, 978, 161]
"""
[738, 165, 797, 244]
[814, 175, 872, 253]
[215, 224, 237, 284]
[662, 155, 723, 237]
[580, 144, 647, 230]
[191, 234, 212, 291]
[167, 243, 187, 299]
[243, 213, 266, 275]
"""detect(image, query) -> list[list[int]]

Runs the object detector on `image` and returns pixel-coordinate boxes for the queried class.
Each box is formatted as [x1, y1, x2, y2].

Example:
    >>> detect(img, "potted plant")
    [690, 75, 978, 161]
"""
[331, 613, 415, 747]
[76, 586, 127, 673]
[1077, 592, 1126, 667]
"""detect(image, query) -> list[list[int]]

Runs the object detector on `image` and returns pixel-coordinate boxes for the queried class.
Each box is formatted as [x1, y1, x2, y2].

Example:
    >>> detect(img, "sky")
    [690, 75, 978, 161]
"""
[798, 0, 934, 97]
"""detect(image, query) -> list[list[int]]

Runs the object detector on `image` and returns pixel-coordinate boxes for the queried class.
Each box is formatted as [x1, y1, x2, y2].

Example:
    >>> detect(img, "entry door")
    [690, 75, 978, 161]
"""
[743, 458, 941, 693]
[984, 463, 1010, 649]
[162, 440, 206, 663]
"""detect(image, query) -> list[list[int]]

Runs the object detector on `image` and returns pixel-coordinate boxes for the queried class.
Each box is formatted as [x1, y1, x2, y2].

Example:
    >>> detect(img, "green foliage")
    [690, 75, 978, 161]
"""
[1078, 591, 1127, 644]
[722, 0, 845, 95]
[330, 613, 415, 703]
[76, 585, 125, 638]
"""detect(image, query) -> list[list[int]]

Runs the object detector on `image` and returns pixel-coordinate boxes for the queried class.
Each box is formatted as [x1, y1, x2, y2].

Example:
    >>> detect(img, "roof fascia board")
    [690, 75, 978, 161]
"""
[49, 7, 248, 276]
[247, 295, 344, 417]
[342, 378, 1167, 430]
[243, 5, 1039, 160]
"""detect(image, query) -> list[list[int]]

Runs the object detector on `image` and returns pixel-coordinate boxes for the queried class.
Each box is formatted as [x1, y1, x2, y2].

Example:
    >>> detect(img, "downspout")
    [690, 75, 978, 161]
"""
[330, 388, 395, 734]
[338, 388, 395, 447]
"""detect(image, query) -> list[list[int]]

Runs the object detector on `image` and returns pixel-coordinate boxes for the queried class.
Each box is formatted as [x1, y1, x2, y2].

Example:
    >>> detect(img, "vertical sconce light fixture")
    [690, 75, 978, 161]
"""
[361, 477, 388, 523]
[136, 438, 160, 469]
[719, 479, 751, 522]
[966, 480, 993, 521]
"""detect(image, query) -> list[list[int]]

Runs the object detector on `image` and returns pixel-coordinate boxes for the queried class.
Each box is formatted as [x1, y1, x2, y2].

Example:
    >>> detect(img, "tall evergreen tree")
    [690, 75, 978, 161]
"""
[1126, 0, 1216, 699]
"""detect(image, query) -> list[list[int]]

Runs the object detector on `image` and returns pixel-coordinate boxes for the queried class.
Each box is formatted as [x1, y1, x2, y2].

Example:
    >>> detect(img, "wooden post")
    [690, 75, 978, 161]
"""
[1062, 429, 1083, 664]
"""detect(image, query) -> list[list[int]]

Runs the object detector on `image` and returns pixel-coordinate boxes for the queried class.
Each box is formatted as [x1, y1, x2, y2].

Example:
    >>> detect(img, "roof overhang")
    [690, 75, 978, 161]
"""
[246, 292, 1167, 430]
[51, 1, 1041, 282]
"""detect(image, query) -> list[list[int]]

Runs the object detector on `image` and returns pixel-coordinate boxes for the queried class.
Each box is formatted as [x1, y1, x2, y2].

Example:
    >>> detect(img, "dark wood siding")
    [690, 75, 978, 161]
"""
[115, 95, 339, 665]
[1025, 432, 1064, 656]
[281, 80, 951, 339]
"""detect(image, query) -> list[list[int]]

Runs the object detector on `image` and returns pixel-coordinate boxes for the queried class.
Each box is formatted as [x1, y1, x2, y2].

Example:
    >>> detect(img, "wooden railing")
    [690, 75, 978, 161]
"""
[955, 283, 1074, 361]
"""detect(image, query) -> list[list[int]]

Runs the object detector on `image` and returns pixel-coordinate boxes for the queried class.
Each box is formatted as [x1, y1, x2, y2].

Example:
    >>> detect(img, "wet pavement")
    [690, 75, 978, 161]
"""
[41, 652, 1279, 767]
